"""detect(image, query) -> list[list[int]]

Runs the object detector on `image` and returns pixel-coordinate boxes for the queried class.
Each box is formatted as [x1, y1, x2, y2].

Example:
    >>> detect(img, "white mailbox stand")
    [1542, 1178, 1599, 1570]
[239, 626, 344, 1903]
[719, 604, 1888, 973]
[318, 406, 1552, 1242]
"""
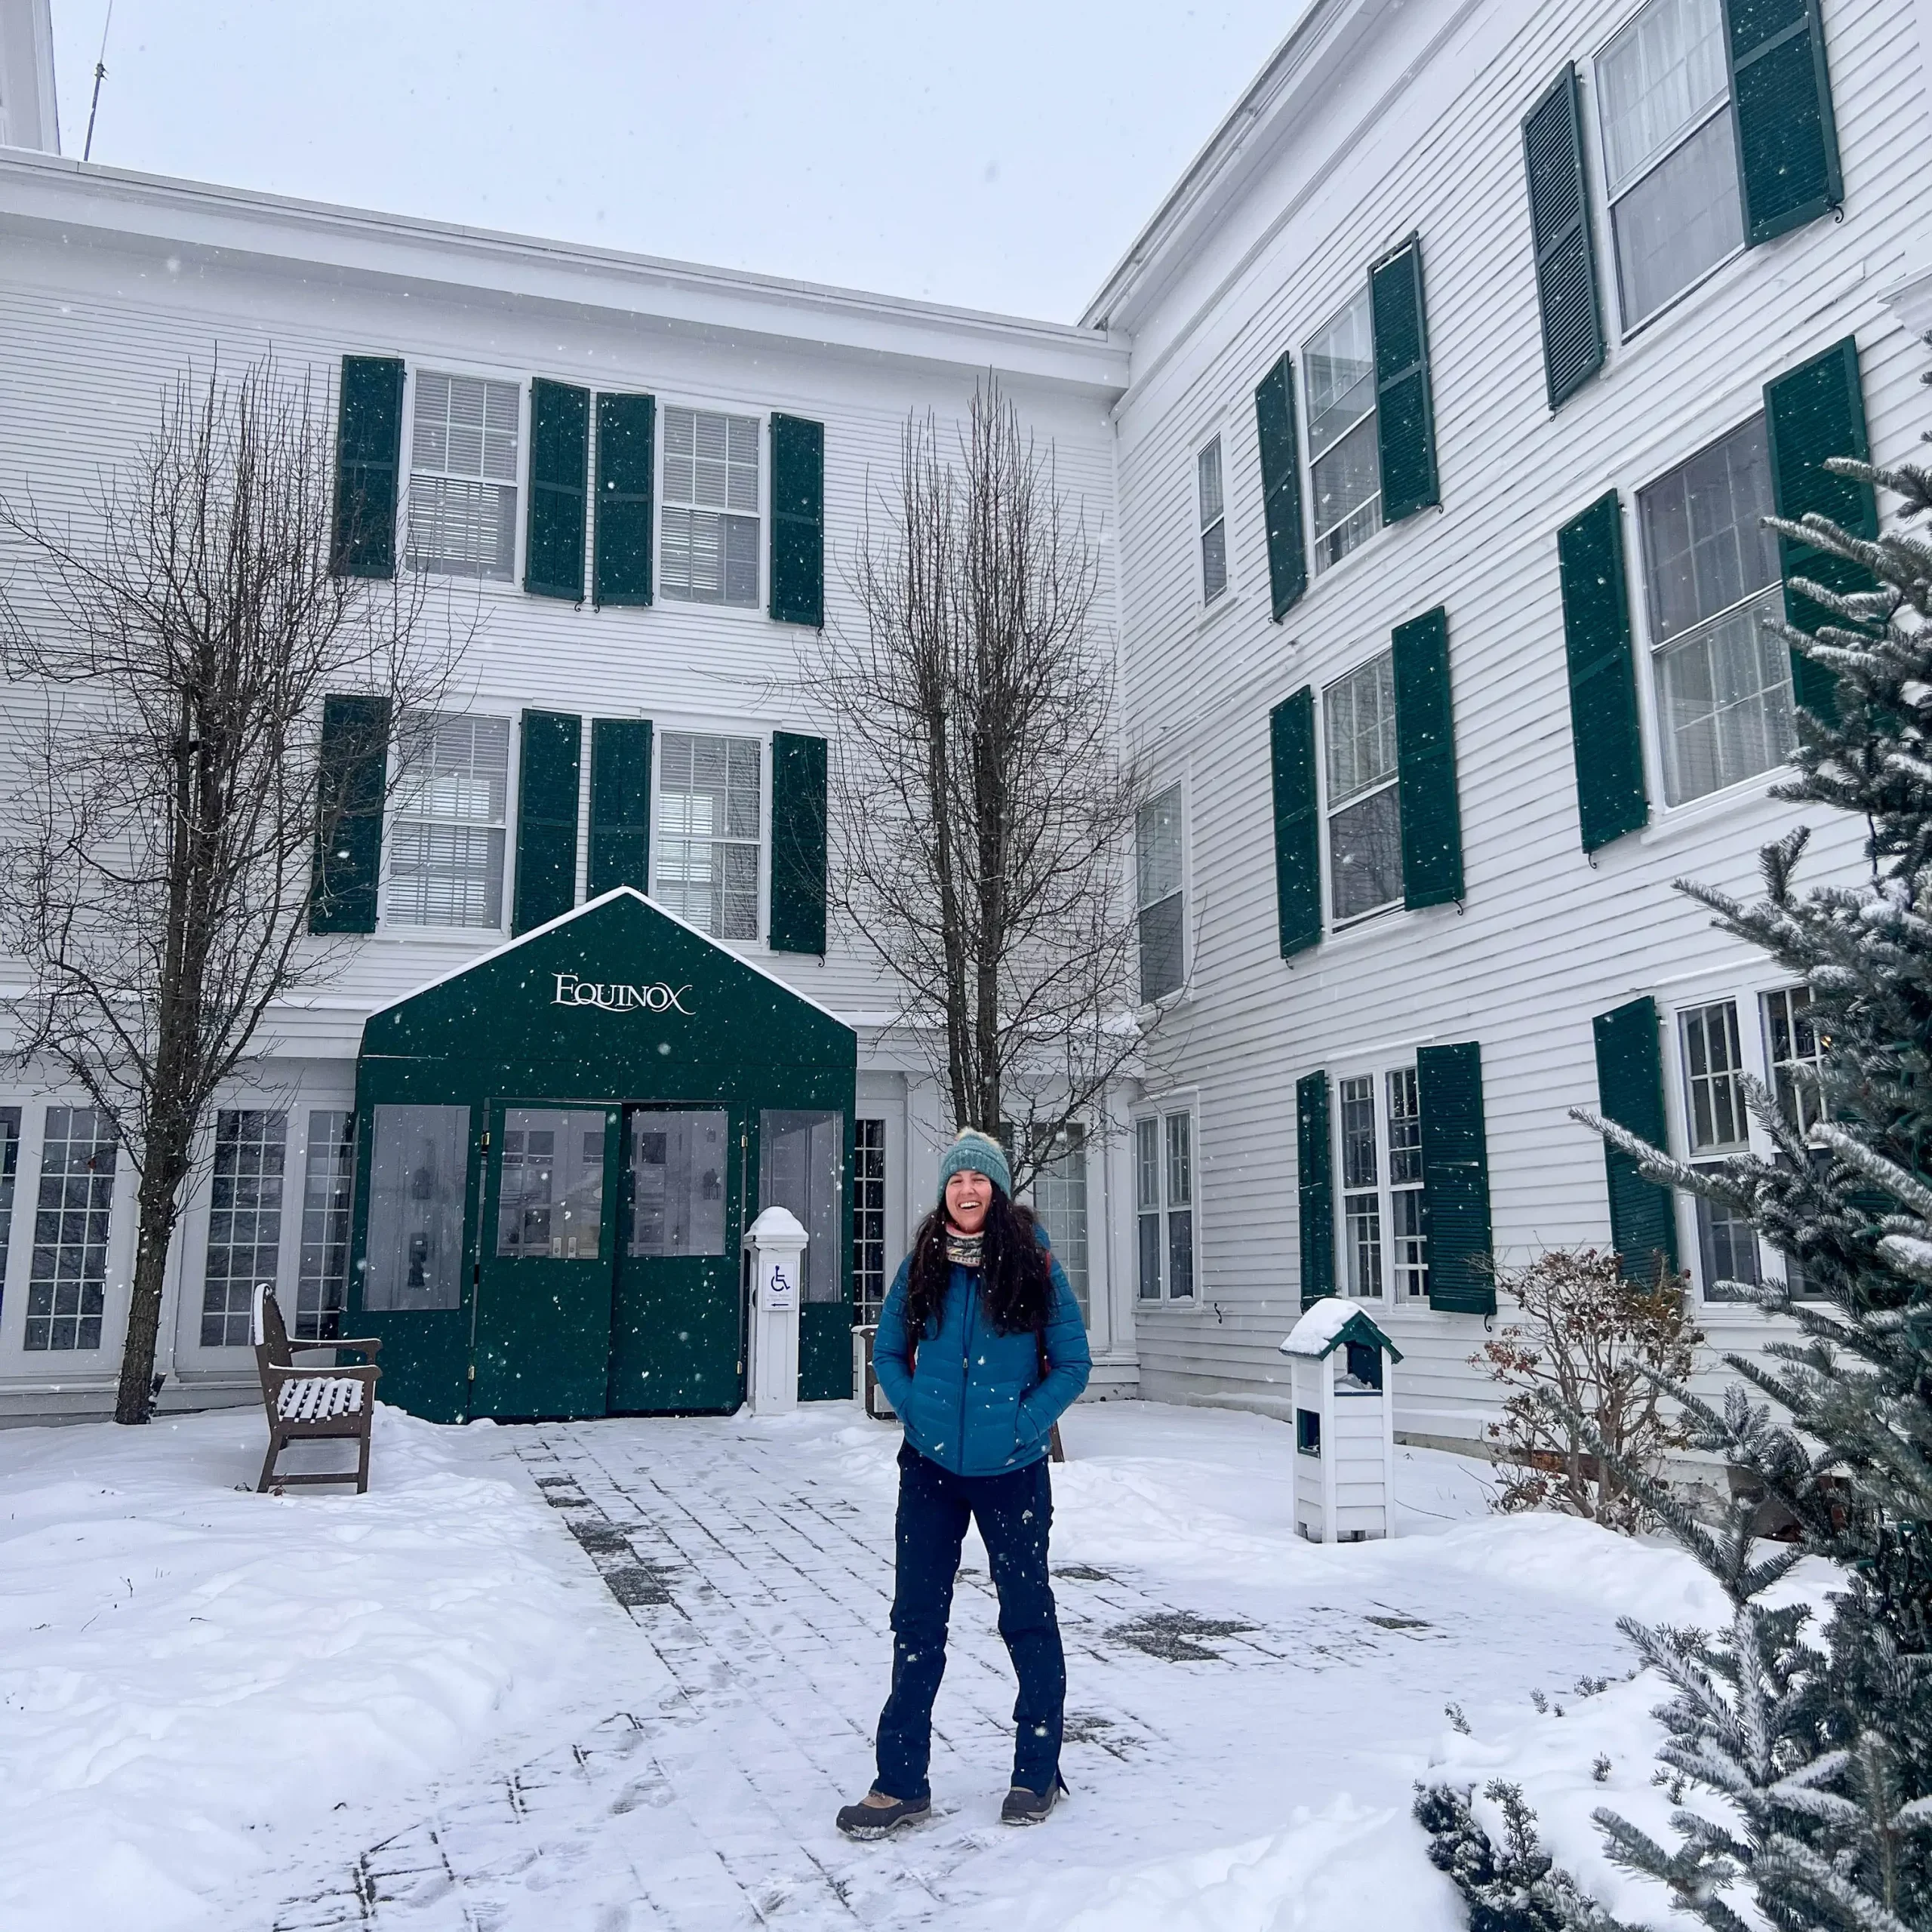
[744, 1205, 808, 1416]
[1280, 1297, 1401, 1544]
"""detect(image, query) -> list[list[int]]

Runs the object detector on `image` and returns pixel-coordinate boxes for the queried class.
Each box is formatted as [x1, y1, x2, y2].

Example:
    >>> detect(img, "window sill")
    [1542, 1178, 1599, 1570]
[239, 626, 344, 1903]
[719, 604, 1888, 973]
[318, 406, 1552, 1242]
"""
[1195, 587, 1241, 633]
[370, 926, 509, 946]
[1326, 899, 1404, 942]
[1637, 764, 1795, 850]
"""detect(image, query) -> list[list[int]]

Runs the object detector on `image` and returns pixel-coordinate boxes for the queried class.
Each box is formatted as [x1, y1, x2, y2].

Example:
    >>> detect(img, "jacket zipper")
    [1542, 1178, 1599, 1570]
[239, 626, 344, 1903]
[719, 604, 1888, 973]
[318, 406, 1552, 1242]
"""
[955, 1268, 974, 1465]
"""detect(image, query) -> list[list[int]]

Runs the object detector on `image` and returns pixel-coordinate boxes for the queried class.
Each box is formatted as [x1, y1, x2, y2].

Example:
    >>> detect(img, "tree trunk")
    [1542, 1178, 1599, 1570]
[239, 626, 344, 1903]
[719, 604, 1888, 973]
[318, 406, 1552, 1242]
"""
[114, 1155, 186, 1424]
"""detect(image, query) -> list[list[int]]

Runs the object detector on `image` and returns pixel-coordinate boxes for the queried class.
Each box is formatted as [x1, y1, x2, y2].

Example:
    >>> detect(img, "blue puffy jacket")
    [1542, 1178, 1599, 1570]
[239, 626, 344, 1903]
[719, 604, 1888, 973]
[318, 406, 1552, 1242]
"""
[871, 1241, 1091, 1478]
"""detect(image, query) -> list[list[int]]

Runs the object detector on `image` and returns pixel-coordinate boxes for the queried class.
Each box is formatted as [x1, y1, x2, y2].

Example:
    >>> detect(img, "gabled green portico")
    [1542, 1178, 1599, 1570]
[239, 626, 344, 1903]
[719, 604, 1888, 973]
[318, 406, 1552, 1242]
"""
[348, 888, 857, 1423]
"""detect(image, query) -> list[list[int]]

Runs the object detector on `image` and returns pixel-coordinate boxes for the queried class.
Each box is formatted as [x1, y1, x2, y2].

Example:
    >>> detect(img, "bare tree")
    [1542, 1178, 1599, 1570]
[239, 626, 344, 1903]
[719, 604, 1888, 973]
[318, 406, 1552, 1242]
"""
[0, 356, 458, 1423]
[811, 381, 1143, 1192]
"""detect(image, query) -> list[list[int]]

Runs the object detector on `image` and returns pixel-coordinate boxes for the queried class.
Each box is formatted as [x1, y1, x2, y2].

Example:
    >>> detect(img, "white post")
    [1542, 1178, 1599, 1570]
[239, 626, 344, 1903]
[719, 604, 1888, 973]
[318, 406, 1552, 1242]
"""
[744, 1205, 808, 1416]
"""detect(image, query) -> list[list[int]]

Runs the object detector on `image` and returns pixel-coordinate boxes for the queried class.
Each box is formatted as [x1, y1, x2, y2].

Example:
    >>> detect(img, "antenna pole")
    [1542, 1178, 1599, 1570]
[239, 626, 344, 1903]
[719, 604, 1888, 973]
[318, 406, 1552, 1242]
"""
[82, 2, 115, 162]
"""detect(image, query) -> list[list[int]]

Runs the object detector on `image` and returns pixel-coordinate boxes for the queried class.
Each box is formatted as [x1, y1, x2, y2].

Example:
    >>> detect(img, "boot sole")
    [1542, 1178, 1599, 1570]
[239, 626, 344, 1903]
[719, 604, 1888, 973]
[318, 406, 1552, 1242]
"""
[837, 1808, 930, 1841]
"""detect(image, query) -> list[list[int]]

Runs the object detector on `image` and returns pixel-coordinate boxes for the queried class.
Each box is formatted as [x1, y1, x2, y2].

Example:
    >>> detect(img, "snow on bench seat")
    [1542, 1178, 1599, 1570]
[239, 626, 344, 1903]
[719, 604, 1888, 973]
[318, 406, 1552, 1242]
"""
[275, 1375, 367, 1423]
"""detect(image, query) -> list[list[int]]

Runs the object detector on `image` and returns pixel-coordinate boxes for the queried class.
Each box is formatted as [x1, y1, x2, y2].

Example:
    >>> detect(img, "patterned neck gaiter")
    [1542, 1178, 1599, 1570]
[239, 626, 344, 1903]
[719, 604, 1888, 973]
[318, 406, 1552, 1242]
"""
[945, 1229, 985, 1271]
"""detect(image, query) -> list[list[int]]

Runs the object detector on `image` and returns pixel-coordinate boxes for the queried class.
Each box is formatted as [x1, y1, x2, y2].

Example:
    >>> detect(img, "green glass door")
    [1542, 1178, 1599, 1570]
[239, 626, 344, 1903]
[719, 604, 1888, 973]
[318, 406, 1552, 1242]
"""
[608, 1106, 743, 1414]
[472, 1102, 620, 1420]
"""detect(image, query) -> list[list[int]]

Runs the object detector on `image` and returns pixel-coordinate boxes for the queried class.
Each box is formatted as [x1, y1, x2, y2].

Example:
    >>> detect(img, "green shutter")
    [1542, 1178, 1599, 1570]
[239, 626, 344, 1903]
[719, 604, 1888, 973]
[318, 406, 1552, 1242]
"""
[1418, 1041, 1494, 1315]
[1557, 492, 1648, 851]
[1723, 0, 1842, 247]
[1297, 1070, 1335, 1309]
[525, 380, 589, 601]
[309, 693, 390, 934]
[769, 414, 825, 628]
[1254, 353, 1307, 619]
[1523, 66, 1604, 411]
[512, 710, 582, 934]
[1392, 606, 1463, 908]
[331, 356, 403, 580]
[1592, 997, 1680, 1285]
[1764, 336, 1878, 722]
[1370, 239, 1439, 523]
[1271, 689, 1322, 957]
[769, 731, 829, 954]
[587, 718, 651, 895]
[593, 392, 654, 608]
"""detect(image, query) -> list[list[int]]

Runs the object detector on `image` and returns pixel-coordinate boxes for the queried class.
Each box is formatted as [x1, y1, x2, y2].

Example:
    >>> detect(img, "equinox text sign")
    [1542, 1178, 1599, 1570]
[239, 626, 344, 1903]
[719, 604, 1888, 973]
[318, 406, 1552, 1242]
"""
[552, 973, 694, 1014]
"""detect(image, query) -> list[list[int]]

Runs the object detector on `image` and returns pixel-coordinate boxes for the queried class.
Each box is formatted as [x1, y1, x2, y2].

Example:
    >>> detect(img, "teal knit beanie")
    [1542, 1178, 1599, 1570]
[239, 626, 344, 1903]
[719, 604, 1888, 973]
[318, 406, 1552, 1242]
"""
[937, 1128, 1011, 1200]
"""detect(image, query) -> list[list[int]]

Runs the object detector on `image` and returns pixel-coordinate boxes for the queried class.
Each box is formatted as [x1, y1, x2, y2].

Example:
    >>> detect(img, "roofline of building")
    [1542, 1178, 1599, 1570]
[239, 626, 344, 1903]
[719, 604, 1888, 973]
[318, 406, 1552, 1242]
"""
[0, 149, 1131, 394]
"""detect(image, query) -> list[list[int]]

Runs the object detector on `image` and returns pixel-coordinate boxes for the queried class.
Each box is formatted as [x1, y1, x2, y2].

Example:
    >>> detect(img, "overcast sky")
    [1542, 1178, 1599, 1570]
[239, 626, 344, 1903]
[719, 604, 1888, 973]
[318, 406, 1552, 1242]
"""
[48, 2, 1295, 323]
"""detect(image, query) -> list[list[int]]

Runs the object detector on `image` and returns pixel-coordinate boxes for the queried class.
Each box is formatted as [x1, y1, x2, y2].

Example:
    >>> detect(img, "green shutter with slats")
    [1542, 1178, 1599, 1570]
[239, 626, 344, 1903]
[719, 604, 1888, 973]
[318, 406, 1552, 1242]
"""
[1523, 66, 1604, 411]
[309, 693, 391, 934]
[1557, 492, 1648, 851]
[1271, 688, 1321, 958]
[593, 392, 654, 608]
[769, 414, 825, 627]
[1723, 0, 1842, 247]
[1764, 336, 1878, 724]
[1392, 606, 1463, 908]
[1418, 1041, 1495, 1315]
[769, 731, 829, 954]
[1254, 353, 1307, 619]
[1297, 1070, 1335, 1309]
[331, 357, 403, 579]
[525, 380, 589, 601]
[1592, 997, 1680, 1285]
[587, 718, 651, 896]
[512, 710, 582, 935]
[1370, 239, 1439, 524]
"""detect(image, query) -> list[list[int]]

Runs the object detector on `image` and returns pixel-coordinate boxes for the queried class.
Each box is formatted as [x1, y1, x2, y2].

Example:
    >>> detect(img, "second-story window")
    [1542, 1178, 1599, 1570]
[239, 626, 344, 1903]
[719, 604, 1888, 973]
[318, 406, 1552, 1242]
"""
[1304, 286, 1379, 571]
[1639, 416, 1788, 805]
[407, 373, 519, 581]
[661, 408, 760, 606]
[1597, 0, 1743, 330]
[386, 712, 511, 928]
[1196, 437, 1228, 603]
[1136, 785, 1184, 1002]
[657, 731, 761, 940]
[1324, 654, 1401, 923]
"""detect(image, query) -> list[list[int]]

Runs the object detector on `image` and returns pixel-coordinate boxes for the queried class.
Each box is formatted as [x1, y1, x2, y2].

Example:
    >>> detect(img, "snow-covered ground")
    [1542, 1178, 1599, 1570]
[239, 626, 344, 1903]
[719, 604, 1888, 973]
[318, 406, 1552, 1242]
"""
[0, 1398, 1749, 1930]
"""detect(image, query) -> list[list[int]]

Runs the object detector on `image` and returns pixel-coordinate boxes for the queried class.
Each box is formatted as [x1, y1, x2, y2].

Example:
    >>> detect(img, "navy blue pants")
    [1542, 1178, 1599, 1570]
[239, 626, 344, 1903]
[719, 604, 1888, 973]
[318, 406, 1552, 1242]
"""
[874, 1441, 1064, 1801]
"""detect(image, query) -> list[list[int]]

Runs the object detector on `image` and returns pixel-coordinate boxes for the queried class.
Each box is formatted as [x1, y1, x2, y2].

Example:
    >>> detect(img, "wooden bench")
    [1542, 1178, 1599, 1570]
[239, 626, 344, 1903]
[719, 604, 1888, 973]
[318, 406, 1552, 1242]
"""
[251, 1284, 382, 1494]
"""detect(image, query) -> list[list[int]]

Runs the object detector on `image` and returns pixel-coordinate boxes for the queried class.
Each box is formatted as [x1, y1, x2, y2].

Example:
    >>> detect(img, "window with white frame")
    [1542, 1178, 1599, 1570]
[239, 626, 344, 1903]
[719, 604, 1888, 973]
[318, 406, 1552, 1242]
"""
[386, 712, 512, 928]
[1679, 999, 1761, 1298]
[1032, 1125, 1091, 1325]
[1304, 286, 1379, 571]
[1135, 1109, 1195, 1300]
[1196, 437, 1228, 604]
[1137, 785, 1184, 1003]
[297, 1109, 355, 1342]
[407, 372, 520, 580]
[1596, 0, 1744, 330]
[1334, 1066, 1428, 1300]
[1639, 416, 1789, 806]
[24, 1106, 118, 1352]
[1324, 654, 1403, 922]
[1761, 986, 1829, 1298]
[852, 1117, 888, 1326]
[660, 407, 760, 606]
[200, 1109, 287, 1349]
[657, 731, 761, 940]
[0, 1107, 20, 1293]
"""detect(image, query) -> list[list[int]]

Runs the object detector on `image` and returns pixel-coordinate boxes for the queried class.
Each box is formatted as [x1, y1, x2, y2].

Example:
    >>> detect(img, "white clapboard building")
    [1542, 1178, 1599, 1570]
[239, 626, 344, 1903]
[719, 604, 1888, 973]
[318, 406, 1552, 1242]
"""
[0, 0, 1927, 1445]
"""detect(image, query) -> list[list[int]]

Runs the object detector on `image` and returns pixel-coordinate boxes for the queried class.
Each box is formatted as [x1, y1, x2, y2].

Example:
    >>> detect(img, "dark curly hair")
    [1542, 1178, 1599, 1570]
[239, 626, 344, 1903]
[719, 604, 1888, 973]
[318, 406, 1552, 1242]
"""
[904, 1183, 1052, 1343]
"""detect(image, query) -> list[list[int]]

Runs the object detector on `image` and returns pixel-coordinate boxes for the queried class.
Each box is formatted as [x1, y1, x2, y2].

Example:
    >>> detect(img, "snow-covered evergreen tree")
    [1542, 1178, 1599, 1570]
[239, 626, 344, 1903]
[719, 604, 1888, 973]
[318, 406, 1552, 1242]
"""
[1568, 385, 1932, 1930]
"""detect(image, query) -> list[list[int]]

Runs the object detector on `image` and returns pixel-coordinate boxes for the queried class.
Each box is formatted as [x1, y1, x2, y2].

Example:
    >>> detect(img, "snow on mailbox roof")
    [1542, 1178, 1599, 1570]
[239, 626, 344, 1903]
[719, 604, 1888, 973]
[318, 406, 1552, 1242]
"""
[1280, 1297, 1402, 1364]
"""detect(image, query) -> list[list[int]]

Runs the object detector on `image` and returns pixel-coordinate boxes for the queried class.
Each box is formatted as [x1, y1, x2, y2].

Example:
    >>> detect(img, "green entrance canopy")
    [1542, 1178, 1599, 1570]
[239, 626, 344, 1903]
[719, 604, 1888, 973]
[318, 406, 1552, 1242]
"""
[347, 888, 858, 1423]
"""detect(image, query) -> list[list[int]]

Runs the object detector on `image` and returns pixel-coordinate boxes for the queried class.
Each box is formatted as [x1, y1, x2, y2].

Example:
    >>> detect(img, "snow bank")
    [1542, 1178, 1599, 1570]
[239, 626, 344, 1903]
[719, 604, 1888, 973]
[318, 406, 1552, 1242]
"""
[0, 1403, 614, 1931]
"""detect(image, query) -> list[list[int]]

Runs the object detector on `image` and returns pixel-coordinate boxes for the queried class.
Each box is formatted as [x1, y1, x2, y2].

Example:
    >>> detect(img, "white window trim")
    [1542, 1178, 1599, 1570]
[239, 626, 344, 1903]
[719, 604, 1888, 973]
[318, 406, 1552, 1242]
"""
[1300, 280, 1383, 580]
[1135, 771, 1190, 1011]
[374, 708, 518, 939]
[1131, 1096, 1201, 1307]
[1327, 1057, 1430, 1306]
[646, 718, 771, 949]
[398, 363, 528, 591]
[1318, 652, 1404, 935]
[655, 396, 768, 615]
[1192, 425, 1232, 612]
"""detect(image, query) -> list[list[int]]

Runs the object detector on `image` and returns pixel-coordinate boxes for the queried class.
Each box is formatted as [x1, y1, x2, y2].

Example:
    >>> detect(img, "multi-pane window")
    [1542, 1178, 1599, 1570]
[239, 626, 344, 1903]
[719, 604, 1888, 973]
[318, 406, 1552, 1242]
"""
[1596, 0, 1743, 329]
[1324, 654, 1402, 921]
[660, 407, 760, 606]
[1304, 286, 1379, 571]
[1032, 1126, 1090, 1325]
[1135, 1109, 1195, 1300]
[24, 1106, 118, 1352]
[386, 712, 512, 928]
[656, 732, 761, 941]
[0, 1106, 20, 1306]
[1339, 1075, 1382, 1297]
[1762, 986, 1826, 1139]
[1640, 417, 1790, 805]
[852, 1117, 888, 1325]
[297, 1110, 355, 1342]
[407, 372, 519, 580]
[1386, 1067, 1429, 1300]
[1197, 437, 1228, 604]
[1137, 785, 1184, 1004]
[200, 1109, 287, 1349]
[1680, 999, 1761, 1297]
